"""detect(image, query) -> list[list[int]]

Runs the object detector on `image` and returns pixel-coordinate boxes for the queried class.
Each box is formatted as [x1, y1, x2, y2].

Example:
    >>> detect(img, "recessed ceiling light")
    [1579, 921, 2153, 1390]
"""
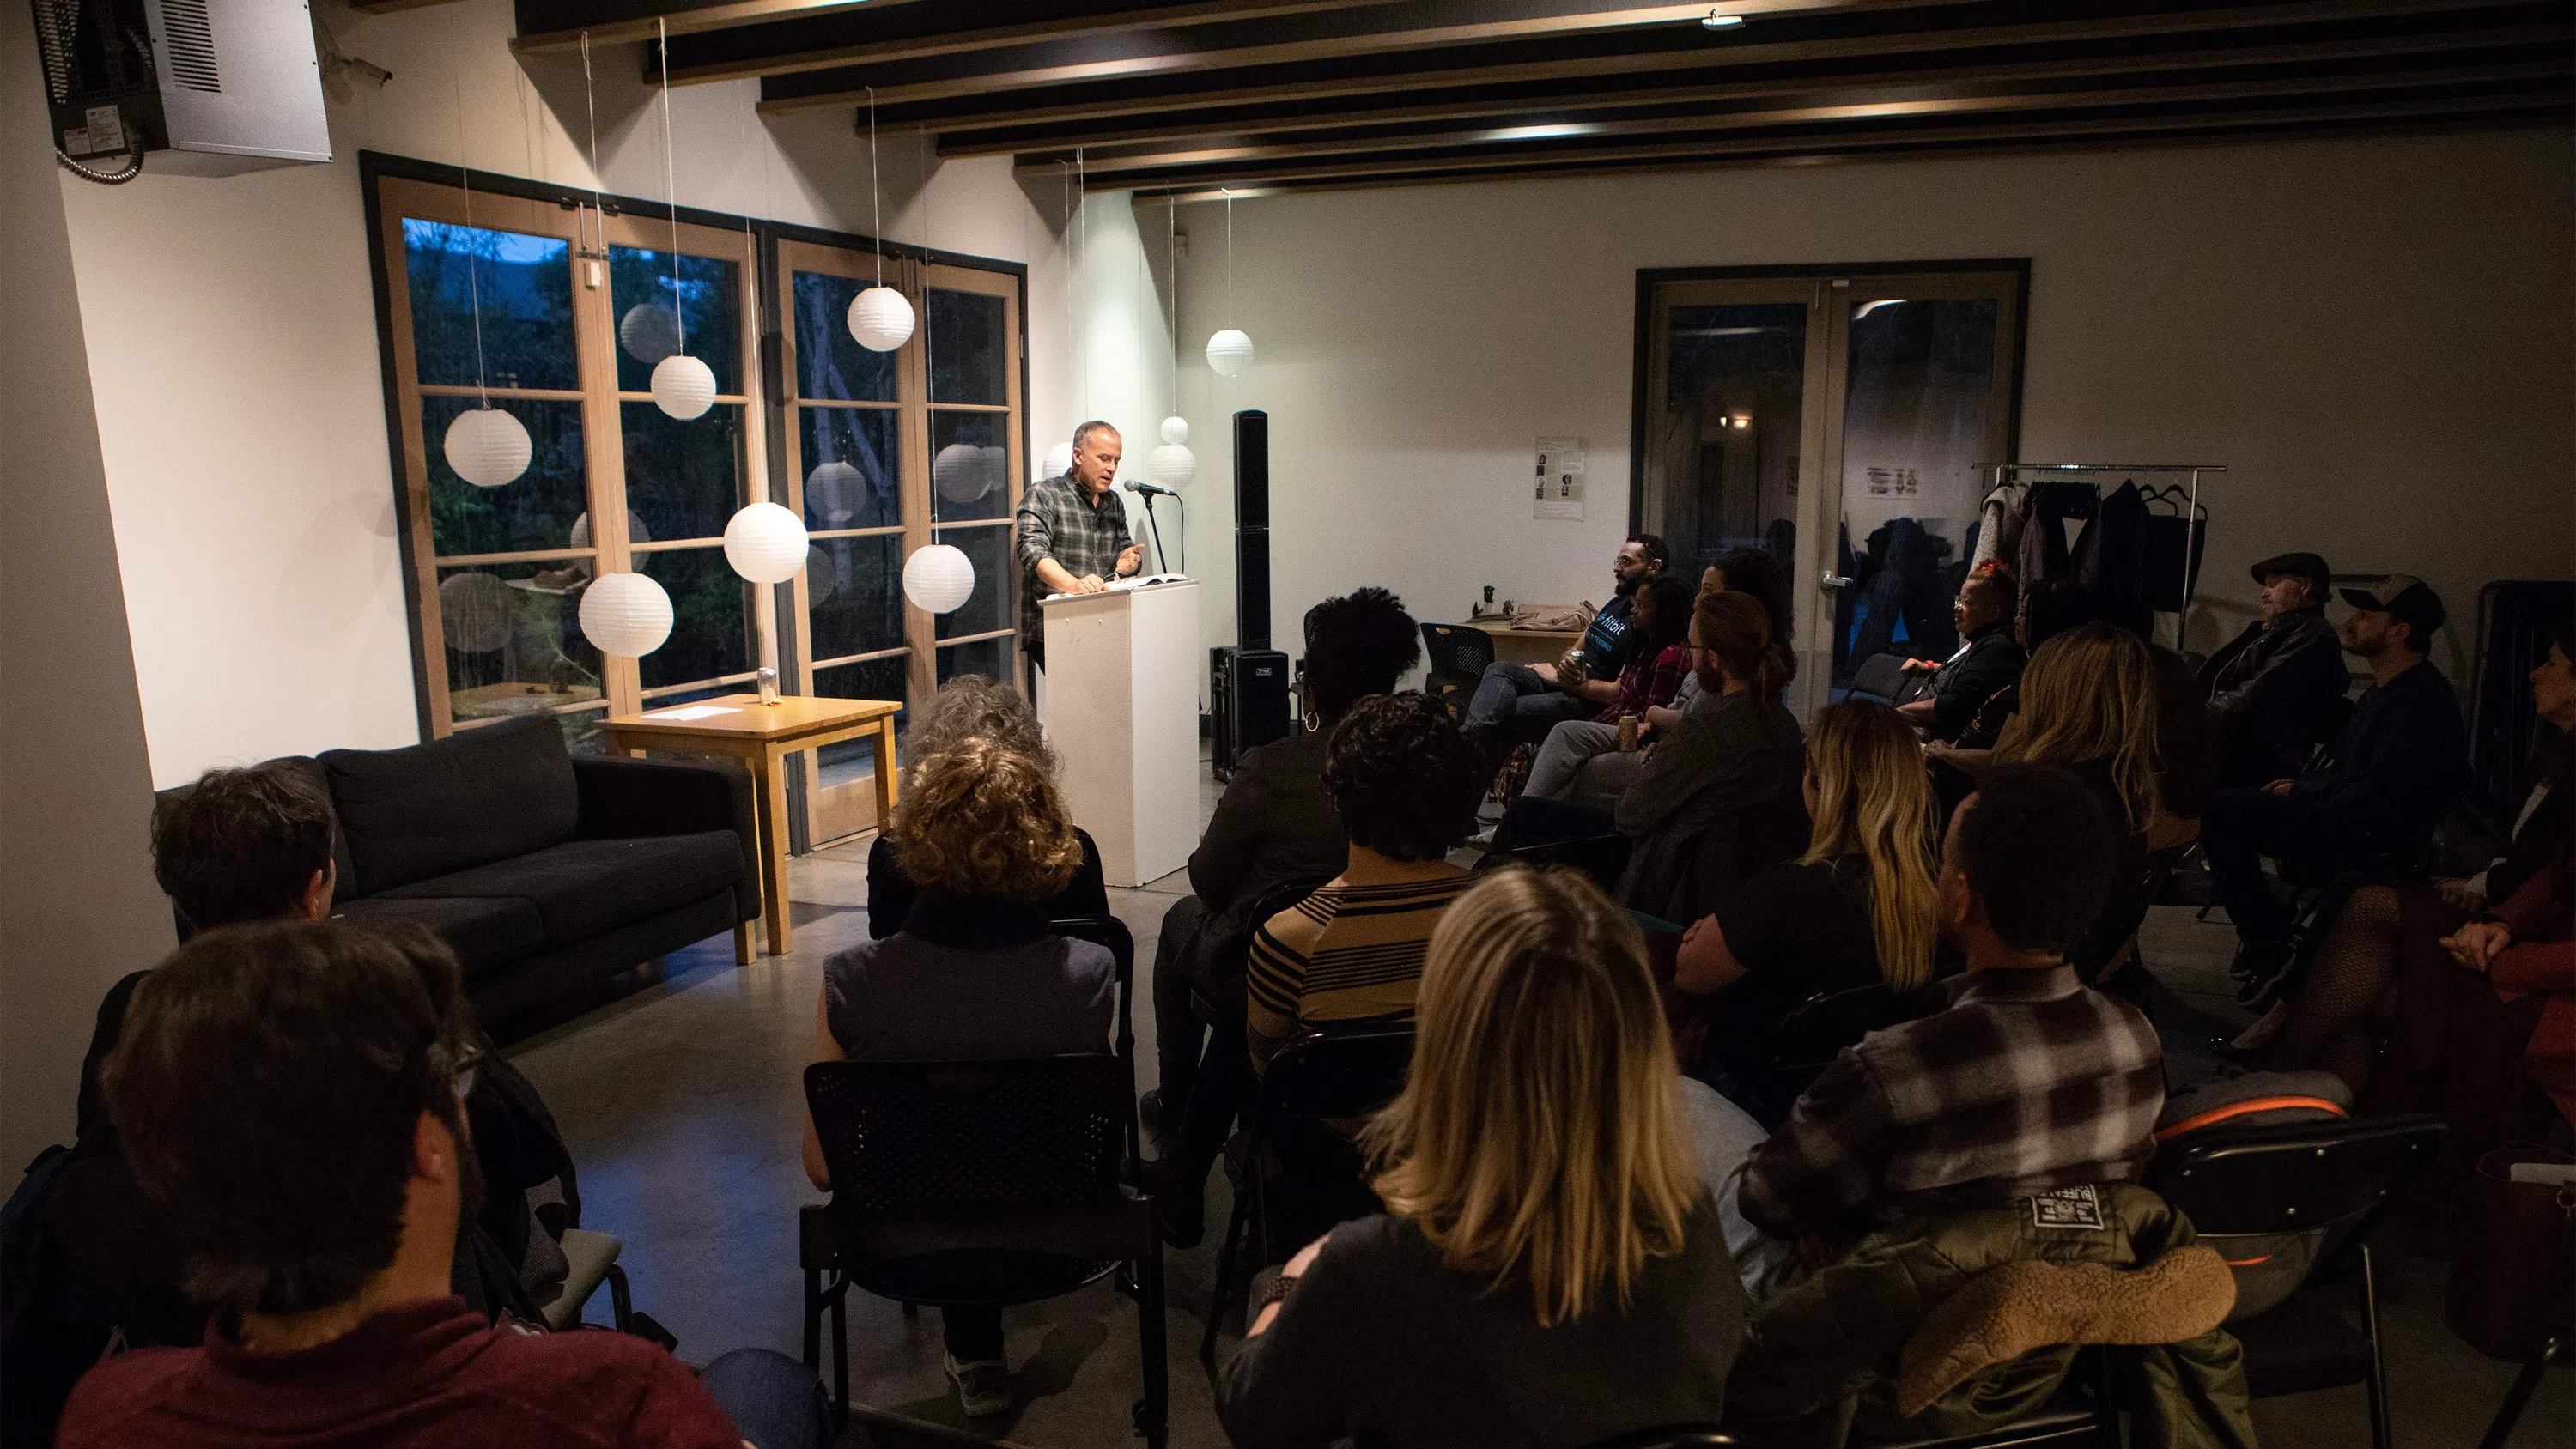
[1702, 10, 1746, 28]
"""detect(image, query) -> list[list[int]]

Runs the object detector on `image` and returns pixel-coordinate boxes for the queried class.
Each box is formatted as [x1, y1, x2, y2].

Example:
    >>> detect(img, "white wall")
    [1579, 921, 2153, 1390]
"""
[1158, 127, 2576, 684]
[58, 0, 1078, 785]
[2, 17, 177, 1171]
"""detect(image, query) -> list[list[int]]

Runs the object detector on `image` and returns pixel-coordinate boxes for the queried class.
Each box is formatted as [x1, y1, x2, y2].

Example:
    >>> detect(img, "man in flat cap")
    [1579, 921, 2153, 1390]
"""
[2199, 552, 2348, 789]
[2204, 573, 2470, 1004]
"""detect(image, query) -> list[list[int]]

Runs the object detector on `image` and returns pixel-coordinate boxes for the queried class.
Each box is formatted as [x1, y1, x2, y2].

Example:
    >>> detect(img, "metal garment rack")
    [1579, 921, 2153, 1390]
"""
[1990, 462, 2229, 650]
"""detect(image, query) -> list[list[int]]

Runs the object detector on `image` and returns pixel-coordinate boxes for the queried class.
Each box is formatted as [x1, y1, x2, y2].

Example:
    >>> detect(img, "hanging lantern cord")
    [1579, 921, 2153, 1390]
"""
[658, 17, 683, 353]
[866, 87, 884, 286]
[447, 11, 489, 409]
[1224, 188, 1235, 327]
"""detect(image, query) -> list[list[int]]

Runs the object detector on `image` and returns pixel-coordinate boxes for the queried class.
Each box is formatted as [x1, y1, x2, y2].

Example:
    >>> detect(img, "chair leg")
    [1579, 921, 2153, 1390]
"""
[801, 1267, 822, 1373]
[2476, 1332, 2562, 1449]
[829, 1276, 849, 1428]
[1201, 1181, 1255, 1363]
[1136, 1245, 1170, 1449]
[605, 1263, 633, 1332]
[2359, 1242, 2392, 1449]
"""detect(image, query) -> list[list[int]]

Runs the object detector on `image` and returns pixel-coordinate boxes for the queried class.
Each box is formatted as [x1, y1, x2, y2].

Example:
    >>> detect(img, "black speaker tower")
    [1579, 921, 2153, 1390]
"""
[1212, 409, 1290, 779]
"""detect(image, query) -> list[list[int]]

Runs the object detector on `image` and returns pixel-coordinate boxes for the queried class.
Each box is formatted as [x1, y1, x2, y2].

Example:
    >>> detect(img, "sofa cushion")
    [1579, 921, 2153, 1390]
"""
[322, 716, 579, 897]
[380, 830, 742, 947]
[331, 895, 546, 979]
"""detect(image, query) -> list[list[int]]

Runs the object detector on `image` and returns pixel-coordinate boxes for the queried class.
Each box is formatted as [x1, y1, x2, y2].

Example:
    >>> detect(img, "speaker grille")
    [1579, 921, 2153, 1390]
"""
[1236, 528, 1271, 652]
[1232, 409, 1269, 530]
[159, 0, 222, 92]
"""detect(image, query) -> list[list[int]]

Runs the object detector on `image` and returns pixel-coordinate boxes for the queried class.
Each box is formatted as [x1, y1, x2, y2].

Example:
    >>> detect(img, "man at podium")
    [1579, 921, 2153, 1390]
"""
[1015, 421, 1145, 670]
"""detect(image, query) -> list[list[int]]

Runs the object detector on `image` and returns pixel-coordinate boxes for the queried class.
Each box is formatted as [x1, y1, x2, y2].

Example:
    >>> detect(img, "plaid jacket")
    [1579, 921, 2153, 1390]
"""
[1014, 472, 1134, 638]
[1739, 964, 2164, 1243]
[1595, 642, 1691, 724]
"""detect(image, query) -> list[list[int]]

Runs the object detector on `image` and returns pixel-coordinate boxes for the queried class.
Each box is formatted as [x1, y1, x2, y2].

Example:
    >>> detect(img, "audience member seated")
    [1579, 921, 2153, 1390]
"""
[2206, 575, 2469, 1002]
[14, 765, 580, 1445]
[1700, 545, 1794, 657]
[1485, 592, 1801, 918]
[2443, 857, 2576, 1130]
[1151, 588, 1421, 1146]
[2199, 550, 2348, 789]
[866, 674, 1106, 937]
[1930, 577, 2094, 765]
[1739, 765, 2162, 1246]
[2244, 630, 2575, 1169]
[1518, 573, 1696, 809]
[1216, 869, 1747, 1449]
[1578, 549, 1792, 807]
[1247, 694, 1485, 1071]
[1895, 564, 2025, 744]
[1673, 700, 1941, 1090]
[802, 739, 1116, 1419]
[1460, 535, 1668, 753]
[56, 920, 828, 1449]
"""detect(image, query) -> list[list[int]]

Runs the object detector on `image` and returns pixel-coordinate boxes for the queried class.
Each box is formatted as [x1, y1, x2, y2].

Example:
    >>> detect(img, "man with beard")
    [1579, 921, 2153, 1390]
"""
[2200, 551, 2348, 788]
[1460, 534, 1669, 755]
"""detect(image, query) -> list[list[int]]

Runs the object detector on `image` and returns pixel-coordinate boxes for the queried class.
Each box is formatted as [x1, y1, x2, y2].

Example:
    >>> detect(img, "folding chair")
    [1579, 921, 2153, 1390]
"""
[1421, 622, 1498, 715]
[1734, 983, 1923, 1129]
[1477, 831, 1631, 894]
[2145, 1113, 2445, 1449]
[1201, 1022, 1415, 1362]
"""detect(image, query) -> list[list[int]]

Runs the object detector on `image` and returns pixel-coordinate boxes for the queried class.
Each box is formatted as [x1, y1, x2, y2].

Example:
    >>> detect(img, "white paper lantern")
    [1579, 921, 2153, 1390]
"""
[650, 353, 717, 420]
[442, 407, 532, 488]
[933, 441, 1001, 504]
[1042, 440, 1075, 480]
[722, 501, 809, 585]
[805, 460, 863, 524]
[617, 301, 681, 365]
[1149, 441, 1196, 489]
[902, 543, 975, 615]
[438, 571, 513, 653]
[1159, 415, 1190, 446]
[568, 510, 650, 550]
[578, 571, 673, 657]
[805, 543, 841, 601]
[1206, 328, 1255, 377]
[847, 286, 915, 351]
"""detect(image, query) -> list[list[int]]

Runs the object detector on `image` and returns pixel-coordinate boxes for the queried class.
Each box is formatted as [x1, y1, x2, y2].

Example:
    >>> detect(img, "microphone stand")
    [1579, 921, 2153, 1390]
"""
[1139, 491, 1171, 576]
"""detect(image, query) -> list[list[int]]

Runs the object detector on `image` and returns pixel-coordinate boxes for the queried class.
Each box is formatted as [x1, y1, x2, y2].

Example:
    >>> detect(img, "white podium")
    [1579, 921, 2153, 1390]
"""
[1039, 577, 1201, 887]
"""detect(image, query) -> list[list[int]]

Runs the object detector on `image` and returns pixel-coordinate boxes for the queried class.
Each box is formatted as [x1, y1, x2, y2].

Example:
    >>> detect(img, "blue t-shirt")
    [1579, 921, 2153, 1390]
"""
[1582, 594, 1637, 677]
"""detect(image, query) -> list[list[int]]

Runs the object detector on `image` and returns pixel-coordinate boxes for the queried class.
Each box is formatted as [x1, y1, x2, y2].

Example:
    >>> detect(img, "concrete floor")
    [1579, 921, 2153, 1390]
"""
[501, 761, 2570, 1448]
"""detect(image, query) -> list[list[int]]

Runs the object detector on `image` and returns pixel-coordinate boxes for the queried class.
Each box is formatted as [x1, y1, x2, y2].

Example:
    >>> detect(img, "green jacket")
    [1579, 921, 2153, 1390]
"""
[1727, 1184, 2257, 1449]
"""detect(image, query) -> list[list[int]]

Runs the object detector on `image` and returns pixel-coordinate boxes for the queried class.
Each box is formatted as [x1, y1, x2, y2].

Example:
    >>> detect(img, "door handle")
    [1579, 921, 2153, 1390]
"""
[1820, 572, 1854, 591]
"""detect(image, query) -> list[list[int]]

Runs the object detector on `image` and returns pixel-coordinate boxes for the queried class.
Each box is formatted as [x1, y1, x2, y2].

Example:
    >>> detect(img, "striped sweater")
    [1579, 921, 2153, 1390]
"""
[1245, 868, 1475, 1073]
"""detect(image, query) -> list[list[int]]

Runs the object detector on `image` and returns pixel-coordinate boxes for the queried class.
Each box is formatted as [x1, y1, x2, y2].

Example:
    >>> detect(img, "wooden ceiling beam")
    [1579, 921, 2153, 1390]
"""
[1015, 57, 2567, 173]
[1099, 88, 2569, 194]
[760, 0, 2535, 117]
[511, 0, 908, 53]
[936, 20, 2560, 155]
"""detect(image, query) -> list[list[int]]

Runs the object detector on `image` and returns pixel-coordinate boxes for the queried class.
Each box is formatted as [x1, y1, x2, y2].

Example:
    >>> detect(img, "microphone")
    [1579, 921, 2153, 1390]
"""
[1121, 479, 1180, 498]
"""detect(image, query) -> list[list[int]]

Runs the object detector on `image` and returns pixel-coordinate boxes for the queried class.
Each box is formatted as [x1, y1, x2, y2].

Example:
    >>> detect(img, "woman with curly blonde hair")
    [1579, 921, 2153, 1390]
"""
[1218, 869, 1747, 1449]
[800, 736, 1115, 1420]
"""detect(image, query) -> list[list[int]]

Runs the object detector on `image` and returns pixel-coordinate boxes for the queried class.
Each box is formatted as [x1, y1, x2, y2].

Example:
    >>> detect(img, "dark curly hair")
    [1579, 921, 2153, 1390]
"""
[153, 762, 337, 931]
[1303, 586, 1422, 723]
[1324, 693, 1485, 862]
[1950, 763, 2117, 954]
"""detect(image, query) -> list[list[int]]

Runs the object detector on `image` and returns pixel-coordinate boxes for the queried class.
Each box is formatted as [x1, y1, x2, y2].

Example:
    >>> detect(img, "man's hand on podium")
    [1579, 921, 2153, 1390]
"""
[1073, 573, 1109, 594]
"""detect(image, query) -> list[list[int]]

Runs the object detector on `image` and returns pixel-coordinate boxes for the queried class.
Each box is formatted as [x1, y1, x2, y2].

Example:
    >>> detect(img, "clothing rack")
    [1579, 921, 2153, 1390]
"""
[1988, 463, 2228, 650]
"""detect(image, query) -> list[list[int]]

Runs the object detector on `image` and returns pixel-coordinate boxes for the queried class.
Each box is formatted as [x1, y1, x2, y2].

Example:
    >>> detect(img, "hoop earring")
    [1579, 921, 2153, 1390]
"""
[1303, 708, 1321, 732]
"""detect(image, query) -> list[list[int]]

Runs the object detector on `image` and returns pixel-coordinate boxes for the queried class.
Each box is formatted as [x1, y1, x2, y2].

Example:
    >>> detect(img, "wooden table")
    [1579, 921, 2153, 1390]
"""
[601, 694, 901, 961]
[1457, 617, 1587, 668]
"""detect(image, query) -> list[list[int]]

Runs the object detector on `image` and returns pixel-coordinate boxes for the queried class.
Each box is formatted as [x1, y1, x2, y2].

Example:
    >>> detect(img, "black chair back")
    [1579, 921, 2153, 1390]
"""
[1256, 1021, 1418, 1127]
[2068, 840, 2191, 986]
[1479, 832, 1631, 894]
[1739, 983, 1922, 1127]
[2148, 1113, 2443, 1241]
[1420, 622, 1498, 686]
[1579, 1428, 1737, 1449]
[1848, 652, 1909, 703]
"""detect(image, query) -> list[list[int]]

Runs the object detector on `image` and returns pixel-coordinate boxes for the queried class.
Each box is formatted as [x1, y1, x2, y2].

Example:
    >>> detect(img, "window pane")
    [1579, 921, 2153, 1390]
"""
[927, 288, 1006, 405]
[791, 270, 899, 403]
[403, 221, 576, 392]
[621, 401, 746, 543]
[610, 246, 742, 396]
[936, 634, 1012, 687]
[1658, 301, 1806, 585]
[807, 534, 903, 662]
[799, 407, 901, 531]
[422, 396, 588, 558]
[813, 654, 908, 782]
[637, 545, 754, 691]
[930, 410, 1009, 524]
[435, 561, 605, 727]
[1835, 297, 1999, 682]
[933, 525, 1012, 641]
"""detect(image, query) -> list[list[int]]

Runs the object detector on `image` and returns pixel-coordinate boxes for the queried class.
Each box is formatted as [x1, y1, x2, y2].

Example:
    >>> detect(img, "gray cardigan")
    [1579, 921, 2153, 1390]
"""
[1615, 688, 1805, 915]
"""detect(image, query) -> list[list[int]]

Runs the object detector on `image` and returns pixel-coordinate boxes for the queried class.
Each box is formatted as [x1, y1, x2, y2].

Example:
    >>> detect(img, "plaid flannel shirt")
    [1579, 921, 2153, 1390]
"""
[1014, 472, 1135, 639]
[1739, 964, 2164, 1243]
[1595, 643, 1691, 724]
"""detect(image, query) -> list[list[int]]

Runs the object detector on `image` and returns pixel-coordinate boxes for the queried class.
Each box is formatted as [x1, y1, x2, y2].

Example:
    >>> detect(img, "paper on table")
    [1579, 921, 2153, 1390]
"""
[644, 704, 735, 721]
[1042, 573, 1190, 601]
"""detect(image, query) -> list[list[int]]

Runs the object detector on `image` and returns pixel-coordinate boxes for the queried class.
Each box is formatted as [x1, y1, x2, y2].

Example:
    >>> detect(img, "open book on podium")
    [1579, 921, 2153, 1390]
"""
[1038, 575, 1200, 887]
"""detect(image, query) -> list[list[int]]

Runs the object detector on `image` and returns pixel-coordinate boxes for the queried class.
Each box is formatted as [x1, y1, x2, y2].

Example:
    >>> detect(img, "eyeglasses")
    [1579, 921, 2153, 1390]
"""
[435, 1042, 485, 1100]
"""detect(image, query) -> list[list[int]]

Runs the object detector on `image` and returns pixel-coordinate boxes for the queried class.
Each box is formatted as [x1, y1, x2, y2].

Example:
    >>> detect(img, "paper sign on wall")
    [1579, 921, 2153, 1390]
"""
[1535, 438, 1586, 520]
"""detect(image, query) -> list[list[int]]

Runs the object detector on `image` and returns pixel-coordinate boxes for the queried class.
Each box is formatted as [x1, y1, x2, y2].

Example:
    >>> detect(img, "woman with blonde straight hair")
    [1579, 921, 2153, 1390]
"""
[1987, 621, 2165, 833]
[1216, 869, 1747, 1449]
[1674, 700, 1942, 1088]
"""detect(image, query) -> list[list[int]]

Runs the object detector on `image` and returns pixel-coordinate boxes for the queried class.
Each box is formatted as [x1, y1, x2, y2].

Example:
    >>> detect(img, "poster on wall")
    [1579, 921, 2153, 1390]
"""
[1534, 438, 1586, 520]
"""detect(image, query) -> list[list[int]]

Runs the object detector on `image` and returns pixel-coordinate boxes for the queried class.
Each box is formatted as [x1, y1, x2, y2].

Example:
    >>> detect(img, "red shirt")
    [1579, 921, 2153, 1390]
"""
[57, 1297, 741, 1449]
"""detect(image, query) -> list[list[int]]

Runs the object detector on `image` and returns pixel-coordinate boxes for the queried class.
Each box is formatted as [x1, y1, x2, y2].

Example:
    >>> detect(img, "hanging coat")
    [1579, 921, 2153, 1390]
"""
[2070, 480, 2154, 636]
